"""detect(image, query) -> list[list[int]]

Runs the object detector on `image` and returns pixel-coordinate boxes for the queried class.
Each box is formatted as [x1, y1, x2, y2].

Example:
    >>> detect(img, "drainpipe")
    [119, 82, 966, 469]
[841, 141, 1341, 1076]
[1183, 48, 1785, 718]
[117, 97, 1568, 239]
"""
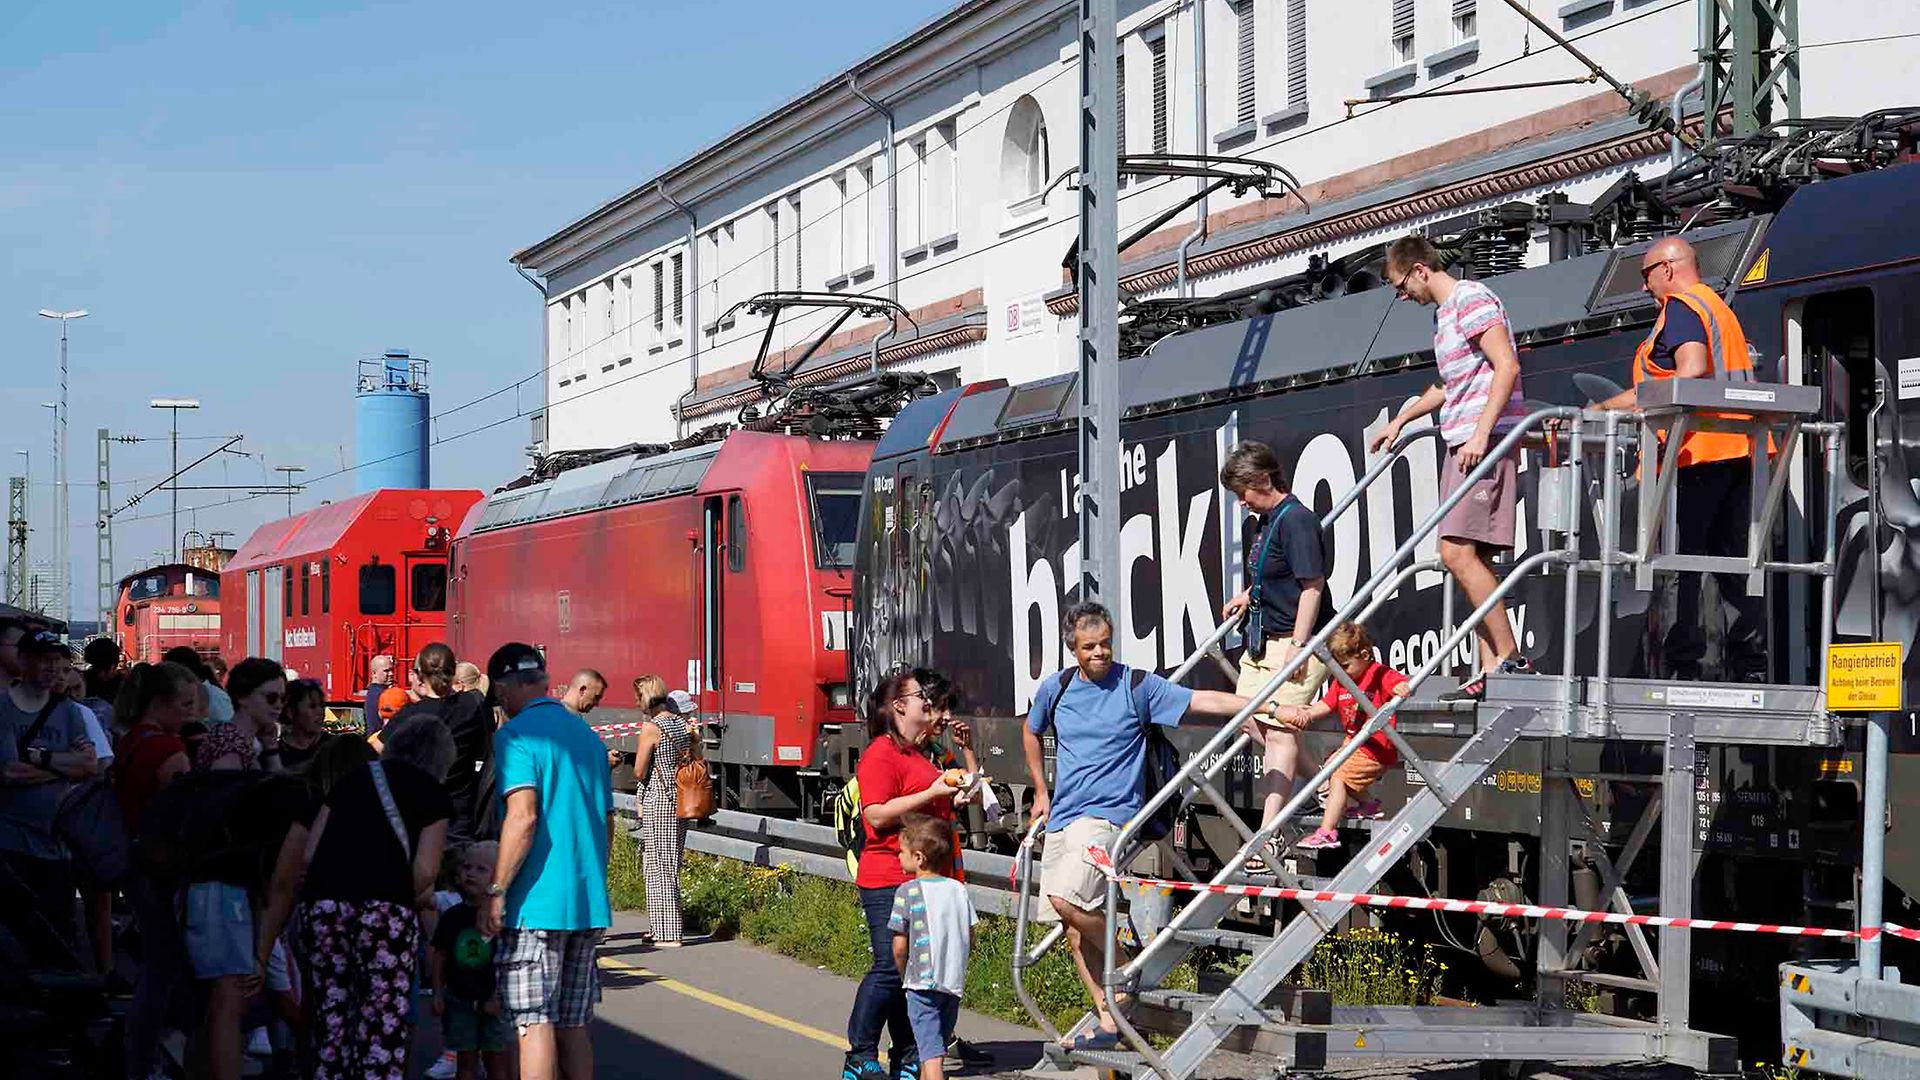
[846, 72, 898, 304]
[658, 180, 700, 435]
[1175, 0, 1208, 299]
[1669, 70, 1704, 170]
[514, 265, 549, 456]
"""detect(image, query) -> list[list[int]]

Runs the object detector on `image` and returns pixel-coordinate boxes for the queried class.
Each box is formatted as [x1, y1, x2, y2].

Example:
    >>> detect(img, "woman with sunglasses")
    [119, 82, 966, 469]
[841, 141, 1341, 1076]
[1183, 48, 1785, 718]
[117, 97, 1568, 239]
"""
[842, 667, 968, 1080]
[278, 678, 334, 773]
[196, 657, 288, 773]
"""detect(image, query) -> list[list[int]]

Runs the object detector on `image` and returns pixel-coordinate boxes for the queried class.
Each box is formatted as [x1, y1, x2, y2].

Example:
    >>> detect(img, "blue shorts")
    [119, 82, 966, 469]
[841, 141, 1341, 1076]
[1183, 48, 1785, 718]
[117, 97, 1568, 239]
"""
[184, 881, 255, 980]
[904, 989, 959, 1066]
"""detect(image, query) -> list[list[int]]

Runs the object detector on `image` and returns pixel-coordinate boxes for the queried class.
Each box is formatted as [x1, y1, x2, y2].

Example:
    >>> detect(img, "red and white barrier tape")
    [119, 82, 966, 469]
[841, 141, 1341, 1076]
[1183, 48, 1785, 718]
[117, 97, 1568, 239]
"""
[1084, 844, 1920, 942]
[590, 721, 650, 737]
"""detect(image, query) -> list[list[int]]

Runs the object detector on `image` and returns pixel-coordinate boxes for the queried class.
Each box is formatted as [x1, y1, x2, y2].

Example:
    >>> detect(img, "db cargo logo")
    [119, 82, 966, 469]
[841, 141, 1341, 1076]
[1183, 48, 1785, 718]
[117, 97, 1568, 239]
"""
[283, 627, 318, 648]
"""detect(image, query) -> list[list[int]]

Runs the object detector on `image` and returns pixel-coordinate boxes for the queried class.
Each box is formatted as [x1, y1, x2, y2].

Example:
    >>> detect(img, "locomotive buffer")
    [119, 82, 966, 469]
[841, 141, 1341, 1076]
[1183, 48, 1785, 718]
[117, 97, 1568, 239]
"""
[1012, 382, 1855, 1078]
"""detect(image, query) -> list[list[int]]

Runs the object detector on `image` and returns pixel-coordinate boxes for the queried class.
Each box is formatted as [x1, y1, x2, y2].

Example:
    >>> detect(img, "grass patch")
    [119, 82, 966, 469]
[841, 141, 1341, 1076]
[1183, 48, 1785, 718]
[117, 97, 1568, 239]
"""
[605, 850, 1448, 1033]
[1295, 925, 1446, 1006]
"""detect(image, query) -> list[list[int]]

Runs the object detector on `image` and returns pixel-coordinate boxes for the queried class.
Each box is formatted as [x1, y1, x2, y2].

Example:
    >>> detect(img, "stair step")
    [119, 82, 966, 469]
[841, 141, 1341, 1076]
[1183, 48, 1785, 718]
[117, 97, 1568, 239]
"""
[1170, 926, 1274, 951]
[1066, 1048, 1147, 1072]
[1138, 984, 1335, 1026]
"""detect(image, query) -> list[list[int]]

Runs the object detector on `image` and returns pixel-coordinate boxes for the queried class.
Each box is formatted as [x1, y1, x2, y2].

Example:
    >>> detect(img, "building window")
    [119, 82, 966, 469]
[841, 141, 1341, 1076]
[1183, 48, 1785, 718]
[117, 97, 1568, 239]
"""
[916, 123, 956, 244]
[652, 262, 665, 331]
[618, 274, 632, 331]
[1452, 0, 1476, 43]
[789, 194, 803, 288]
[561, 297, 574, 357]
[672, 252, 685, 324]
[904, 136, 926, 251]
[845, 163, 871, 271]
[1392, 0, 1415, 64]
[1148, 32, 1169, 154]
[602, 279, 615, 337]
[1287, 0, 1308, 107]
[1234, 0, 1257, 126]
[769, 202, 781, 291]
[1001, 95, 1050, 201]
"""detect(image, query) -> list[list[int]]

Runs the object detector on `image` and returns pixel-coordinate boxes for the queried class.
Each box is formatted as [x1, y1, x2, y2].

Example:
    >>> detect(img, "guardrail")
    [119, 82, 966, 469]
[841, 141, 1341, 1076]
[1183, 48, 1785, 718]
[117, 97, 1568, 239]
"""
[613, 796, 1039, 921]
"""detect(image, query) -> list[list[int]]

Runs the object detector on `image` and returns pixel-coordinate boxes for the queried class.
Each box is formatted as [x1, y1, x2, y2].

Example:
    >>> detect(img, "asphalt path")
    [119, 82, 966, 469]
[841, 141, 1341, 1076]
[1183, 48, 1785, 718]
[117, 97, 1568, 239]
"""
[589, 915, 1045, 1079]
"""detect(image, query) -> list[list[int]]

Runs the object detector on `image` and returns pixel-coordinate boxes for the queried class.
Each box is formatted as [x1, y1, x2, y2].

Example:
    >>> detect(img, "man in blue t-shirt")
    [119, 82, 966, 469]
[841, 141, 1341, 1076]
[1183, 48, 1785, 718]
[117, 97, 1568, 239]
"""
[1020, 602, 1277, 1051]
[478, 643, 612, 1080]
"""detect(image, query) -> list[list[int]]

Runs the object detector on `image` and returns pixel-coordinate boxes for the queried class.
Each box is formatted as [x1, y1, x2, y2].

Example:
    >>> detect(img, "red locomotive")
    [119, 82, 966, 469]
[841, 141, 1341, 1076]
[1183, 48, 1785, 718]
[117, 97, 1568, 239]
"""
[449, 430, 872, 815]
[113, 563, 223, 664]
[220, 488, 483, 705]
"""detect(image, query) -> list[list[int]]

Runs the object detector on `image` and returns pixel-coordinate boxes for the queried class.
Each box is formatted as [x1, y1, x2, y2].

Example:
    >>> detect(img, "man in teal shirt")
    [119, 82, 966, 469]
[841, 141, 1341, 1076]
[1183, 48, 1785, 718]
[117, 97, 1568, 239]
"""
[479, 643, 612, 1080]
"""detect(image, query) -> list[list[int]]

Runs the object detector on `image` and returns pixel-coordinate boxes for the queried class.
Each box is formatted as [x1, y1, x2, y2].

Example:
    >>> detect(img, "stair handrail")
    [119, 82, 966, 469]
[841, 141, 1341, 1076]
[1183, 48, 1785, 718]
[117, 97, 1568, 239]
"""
[1097, 407, 1579, 1076]
[1007, 425, 1445, 1040]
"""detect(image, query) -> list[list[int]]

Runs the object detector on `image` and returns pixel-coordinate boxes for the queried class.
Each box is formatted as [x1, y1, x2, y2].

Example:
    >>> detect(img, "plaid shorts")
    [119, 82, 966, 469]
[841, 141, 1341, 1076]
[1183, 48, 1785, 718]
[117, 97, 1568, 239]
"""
[496, 928, 605, 1028]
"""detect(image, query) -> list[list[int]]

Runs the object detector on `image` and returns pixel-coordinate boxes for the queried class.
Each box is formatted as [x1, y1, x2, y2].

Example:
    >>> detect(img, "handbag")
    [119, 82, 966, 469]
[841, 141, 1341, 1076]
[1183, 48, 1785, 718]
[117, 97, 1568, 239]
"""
[673, 728, 716, 822]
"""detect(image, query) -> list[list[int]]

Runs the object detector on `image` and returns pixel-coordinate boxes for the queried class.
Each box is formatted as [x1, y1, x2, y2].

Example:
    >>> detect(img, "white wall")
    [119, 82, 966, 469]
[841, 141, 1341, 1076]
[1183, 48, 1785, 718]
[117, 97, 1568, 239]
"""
[529, 0, 1919, 451]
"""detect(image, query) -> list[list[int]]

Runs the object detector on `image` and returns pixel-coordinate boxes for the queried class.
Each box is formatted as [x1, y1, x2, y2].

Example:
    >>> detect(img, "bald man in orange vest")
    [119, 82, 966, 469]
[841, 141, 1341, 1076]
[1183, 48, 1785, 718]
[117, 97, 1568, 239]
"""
[1592, 236, 1766, 681]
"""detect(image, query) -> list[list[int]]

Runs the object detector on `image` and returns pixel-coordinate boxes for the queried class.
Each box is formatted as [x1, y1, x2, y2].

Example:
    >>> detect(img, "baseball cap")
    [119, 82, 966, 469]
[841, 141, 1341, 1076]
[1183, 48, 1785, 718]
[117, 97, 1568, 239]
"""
[18, 630, 69, 657]
[486, 642, 547, 683]
[665, 689, 698, 716]
[377, 687, 411, 720]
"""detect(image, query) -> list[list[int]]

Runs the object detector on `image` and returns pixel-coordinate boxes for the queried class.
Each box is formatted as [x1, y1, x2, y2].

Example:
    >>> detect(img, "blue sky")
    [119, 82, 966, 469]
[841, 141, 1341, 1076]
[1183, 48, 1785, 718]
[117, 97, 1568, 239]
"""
[0, 0, 952, 622]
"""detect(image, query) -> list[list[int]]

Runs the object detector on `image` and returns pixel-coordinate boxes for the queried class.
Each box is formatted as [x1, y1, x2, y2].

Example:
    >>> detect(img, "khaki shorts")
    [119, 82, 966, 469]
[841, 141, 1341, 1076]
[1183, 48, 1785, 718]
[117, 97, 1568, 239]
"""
[1039, 816, 1117, 921]
[1236, 640, 1330, 709]
[1438, 445, 1518, 549]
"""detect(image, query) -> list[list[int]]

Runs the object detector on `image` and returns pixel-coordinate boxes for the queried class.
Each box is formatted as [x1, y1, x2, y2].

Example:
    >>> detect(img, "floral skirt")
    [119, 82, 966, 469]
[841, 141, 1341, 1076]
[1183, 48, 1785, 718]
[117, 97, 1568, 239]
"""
[298, 898, 419, 1080]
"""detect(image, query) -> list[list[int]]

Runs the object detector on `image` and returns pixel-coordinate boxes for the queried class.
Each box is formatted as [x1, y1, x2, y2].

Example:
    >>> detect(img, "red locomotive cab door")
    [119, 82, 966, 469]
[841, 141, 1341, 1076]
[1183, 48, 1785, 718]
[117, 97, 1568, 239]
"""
[698, 493, 755, 724]
[402, 555, 450, 666]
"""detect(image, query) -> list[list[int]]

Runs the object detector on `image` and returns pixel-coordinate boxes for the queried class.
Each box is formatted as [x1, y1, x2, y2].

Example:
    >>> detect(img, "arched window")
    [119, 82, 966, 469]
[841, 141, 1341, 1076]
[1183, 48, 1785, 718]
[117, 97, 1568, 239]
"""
[1001, 96, 1050, 202]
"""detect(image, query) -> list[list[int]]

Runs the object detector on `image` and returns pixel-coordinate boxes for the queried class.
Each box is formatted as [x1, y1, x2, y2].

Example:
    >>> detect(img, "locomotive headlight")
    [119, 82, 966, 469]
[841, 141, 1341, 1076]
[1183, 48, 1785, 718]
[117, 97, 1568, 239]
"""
[826, 683, 853, 709]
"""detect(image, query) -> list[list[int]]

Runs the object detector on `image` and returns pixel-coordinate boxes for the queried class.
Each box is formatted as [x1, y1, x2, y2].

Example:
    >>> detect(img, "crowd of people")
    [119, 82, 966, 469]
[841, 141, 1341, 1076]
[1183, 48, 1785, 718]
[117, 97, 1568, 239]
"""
[0, 618, 702, 1080]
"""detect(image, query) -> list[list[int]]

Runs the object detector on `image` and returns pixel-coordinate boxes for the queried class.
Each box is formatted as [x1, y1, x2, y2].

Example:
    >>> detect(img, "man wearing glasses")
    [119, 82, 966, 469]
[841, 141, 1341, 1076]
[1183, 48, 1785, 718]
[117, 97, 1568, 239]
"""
[1587, 236, 1767, 681]
[1372, 235, 1533, 700]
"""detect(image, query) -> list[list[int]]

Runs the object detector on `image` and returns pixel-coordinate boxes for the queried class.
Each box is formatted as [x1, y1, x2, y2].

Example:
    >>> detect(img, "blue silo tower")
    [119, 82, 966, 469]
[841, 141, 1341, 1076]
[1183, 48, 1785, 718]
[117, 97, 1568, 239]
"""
[355, 350, 431, 492]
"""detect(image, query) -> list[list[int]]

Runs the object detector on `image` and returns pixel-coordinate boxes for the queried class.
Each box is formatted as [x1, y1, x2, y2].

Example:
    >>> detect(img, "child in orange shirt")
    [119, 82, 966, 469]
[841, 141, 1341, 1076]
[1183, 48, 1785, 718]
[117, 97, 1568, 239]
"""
[1273, 624, 1409, 850]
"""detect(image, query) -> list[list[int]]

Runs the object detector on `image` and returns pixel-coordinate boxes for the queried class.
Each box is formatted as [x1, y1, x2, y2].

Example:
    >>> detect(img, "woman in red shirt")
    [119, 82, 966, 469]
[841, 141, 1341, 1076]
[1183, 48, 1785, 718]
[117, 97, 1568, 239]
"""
[843, 668, 966, 1080]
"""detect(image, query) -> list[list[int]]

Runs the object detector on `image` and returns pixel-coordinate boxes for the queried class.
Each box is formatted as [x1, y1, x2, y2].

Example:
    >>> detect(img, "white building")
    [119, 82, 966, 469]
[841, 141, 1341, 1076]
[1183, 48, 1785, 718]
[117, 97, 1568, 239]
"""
[511, 0, 1916, 452]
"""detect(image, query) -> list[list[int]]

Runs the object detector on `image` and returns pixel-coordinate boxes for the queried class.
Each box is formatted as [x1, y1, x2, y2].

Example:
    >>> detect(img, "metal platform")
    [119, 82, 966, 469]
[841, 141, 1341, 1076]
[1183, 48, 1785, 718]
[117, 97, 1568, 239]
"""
[1010, 401, 1849, 1079]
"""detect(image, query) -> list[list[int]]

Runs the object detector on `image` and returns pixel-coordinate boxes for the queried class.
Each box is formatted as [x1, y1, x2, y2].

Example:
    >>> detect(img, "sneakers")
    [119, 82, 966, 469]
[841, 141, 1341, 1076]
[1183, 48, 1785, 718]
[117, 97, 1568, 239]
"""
[889, 1054, 921, 1080]
[842, 1055, 890, 1080]
[425, 1051, 460, 1079]
[946, 1036, 994, 1069]
[1297, 827, 1341, 850]
[1349, 799, 1384, 820]
[1439, 655, 1536, 702]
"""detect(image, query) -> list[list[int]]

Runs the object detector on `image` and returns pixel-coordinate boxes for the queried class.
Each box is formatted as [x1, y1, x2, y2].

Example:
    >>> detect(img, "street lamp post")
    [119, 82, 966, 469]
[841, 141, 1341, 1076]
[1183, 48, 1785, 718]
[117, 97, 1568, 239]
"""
[149, 398, 200, 562]
[38, 309, 86, 626]
[37, 403, 58, 619]
[275, 465, 306, 516]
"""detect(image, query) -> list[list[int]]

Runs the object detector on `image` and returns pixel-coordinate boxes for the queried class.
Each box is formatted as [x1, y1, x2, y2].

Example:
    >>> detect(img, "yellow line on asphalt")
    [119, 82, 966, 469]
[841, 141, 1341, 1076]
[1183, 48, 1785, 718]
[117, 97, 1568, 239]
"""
[599, 954, 850, 1052]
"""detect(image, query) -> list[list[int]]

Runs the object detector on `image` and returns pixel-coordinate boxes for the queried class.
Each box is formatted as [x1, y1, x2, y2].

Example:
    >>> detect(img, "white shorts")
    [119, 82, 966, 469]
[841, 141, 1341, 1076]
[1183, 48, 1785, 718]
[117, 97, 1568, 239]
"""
[1038, 816, 1117, 922]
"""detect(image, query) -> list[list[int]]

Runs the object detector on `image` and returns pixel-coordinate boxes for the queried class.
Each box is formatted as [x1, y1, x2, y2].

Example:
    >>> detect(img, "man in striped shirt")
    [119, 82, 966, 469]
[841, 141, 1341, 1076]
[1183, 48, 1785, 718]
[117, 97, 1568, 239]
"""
[1372, 235, 1534, 700]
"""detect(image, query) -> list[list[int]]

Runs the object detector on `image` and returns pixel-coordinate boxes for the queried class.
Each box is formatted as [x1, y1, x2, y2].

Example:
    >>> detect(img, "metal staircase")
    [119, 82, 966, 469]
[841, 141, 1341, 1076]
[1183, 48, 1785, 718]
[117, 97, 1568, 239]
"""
[1012, 383, 1845, 1078]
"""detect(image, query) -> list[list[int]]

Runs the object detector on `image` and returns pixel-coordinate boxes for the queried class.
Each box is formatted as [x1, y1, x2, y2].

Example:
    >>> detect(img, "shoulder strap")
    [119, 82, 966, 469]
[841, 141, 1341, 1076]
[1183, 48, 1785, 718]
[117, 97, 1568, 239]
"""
[367, 762, 412, 863]
[15, 696, 63, 757]
[1042, 669, 1075, 733]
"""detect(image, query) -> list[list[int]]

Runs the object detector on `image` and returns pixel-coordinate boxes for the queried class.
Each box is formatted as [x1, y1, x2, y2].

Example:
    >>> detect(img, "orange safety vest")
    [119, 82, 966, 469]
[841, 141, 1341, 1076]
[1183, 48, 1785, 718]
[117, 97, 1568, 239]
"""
[1632, 282, 1755, 467]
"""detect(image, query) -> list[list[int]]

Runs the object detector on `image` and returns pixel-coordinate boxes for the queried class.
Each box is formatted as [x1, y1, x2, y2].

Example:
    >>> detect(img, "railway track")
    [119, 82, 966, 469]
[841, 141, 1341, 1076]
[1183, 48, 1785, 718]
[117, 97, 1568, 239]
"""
[613, 796, 1038, 919]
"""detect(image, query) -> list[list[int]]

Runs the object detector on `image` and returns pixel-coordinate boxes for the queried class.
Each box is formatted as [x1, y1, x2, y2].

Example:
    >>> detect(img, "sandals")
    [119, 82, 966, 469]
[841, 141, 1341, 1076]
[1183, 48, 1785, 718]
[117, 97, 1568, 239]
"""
[1068, 1029, 1123, 1052]
[1241, 840, 1285, 875]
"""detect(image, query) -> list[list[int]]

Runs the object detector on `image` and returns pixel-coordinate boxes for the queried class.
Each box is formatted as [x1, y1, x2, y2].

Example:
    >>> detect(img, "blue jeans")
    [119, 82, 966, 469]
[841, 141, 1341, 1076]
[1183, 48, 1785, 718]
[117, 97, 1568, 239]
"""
[846, 886, 914, 1063]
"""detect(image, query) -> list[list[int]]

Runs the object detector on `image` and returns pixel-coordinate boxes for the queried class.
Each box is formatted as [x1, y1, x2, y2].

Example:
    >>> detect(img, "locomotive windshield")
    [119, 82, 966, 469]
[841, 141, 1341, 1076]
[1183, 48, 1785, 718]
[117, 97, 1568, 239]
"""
[807, 472, 862, 570]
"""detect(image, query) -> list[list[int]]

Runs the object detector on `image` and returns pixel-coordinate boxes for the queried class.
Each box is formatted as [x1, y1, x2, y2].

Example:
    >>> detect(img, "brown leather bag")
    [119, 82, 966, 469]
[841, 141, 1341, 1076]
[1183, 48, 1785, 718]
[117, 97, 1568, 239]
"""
[674, 729, 716, 821]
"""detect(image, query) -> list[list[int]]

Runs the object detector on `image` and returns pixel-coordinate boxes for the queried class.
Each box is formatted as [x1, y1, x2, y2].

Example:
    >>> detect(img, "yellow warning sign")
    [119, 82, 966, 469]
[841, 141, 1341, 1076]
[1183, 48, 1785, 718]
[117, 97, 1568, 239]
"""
[1743, 248, 1771, 284]
[1826, 642, 1904, 711]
